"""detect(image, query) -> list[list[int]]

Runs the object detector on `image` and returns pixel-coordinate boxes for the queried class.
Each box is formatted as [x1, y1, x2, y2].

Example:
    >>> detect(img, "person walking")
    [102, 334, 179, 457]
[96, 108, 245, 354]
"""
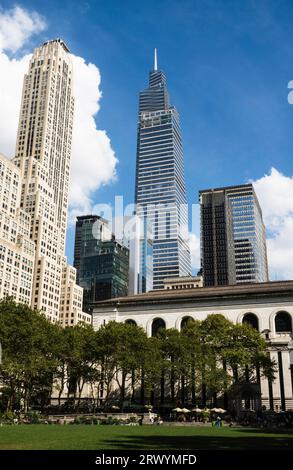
[216, 416, 222, 427]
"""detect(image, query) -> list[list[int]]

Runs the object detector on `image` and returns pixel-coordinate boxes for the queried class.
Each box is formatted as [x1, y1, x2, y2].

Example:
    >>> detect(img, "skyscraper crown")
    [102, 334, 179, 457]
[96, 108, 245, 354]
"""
[149, 49, 166, 88]
[139, 49, 169, 113]
[42, 38, 70, 52]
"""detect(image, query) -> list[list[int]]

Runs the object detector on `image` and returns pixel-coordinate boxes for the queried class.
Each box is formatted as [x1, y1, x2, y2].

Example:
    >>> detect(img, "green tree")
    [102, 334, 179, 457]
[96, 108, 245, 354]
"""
[0, 297, 59, 412]
[223, 322, 276, 384]
[60, 323, 98, 409]
[97, 321, 151, 405]
[157, 328, 188, 404]
[198, 315, 233, 405]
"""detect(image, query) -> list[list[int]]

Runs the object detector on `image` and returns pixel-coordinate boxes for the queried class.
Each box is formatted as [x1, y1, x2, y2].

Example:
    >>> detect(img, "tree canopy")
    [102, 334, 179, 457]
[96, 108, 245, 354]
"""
[0, 298, 275, 412]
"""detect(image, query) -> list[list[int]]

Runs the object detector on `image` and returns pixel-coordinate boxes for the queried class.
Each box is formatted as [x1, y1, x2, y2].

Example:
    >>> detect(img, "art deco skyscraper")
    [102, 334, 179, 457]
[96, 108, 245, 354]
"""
[0, 153, 35, 304]
[12, 39, 88, 323]
[200, 183, 269, 287]
[135, 50, 191, 289]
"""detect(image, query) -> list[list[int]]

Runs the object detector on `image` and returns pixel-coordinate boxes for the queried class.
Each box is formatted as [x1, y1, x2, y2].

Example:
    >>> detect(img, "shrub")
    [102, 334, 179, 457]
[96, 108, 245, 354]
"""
[106, 416, 114, 425]
[0, 411, 17, 424]
[79, 416, 90, 424]
[26, 411, 41, 424]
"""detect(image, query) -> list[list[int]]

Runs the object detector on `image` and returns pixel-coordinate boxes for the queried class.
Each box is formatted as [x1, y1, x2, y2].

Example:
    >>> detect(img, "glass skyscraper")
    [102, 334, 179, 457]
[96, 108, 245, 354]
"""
[228, 184, 268, 283]
[135, 50, 191, 290]
[74, 215, 129, 312]
[200, 183, 269, 286]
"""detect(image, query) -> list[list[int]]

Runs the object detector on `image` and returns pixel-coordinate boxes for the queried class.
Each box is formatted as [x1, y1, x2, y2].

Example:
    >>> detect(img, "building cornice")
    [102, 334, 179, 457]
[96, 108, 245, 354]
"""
[92, 281, 293, 309]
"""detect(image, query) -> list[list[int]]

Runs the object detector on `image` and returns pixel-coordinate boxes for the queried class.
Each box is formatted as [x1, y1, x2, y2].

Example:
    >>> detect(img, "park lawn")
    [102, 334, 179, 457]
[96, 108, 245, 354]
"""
[0, 425, 293, 450]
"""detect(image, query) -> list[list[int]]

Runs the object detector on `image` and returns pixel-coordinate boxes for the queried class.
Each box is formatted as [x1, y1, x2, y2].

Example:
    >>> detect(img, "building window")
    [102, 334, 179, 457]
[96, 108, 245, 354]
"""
[275, 311, 292, 333]
[151, 318, 166, 337]
[181, 316, 195, 330]
[242, 313, 259, 331]
[125, 319, 137, 326]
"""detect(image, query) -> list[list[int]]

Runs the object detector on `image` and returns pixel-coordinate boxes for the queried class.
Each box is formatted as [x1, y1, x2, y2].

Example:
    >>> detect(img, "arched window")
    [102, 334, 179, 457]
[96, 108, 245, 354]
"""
[125, 319, 137, 326]
[181, 316, 195, 330]
[275, 311, 292, 333]
[151, 318, 166, 337]
[242, 313, 259, 331]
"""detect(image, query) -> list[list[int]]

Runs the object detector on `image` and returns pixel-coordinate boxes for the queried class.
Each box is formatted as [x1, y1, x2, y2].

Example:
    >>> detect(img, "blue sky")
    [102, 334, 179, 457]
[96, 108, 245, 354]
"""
[1, 0, 293, 274]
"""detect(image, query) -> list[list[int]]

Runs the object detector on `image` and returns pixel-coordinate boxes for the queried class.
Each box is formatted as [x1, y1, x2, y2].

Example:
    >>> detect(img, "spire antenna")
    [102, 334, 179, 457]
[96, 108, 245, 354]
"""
[154, 48, 158, 71]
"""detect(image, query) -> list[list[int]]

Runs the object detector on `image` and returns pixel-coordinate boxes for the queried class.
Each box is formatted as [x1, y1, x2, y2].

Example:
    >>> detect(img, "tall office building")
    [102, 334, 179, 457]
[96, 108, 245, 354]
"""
[74, 215, 129, 312]
[135, 50, 191, 290]
[59, 264, 92, 327]
[10, 39, 90, 324]
[0, 153, 35, 304]
[200, 183, 269, 287]
[74, 215, 112, 284]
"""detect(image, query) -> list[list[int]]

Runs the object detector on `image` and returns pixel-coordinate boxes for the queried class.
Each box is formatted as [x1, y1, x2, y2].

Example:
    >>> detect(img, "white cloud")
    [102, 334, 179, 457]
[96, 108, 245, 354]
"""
[253, 168, 293, 280]
[0, 5, 117, 224]
[0, 5, 46, 52]
[0, 50, 30, 158]
[69, 56, 117, 222]
[0, 5, 46, 158]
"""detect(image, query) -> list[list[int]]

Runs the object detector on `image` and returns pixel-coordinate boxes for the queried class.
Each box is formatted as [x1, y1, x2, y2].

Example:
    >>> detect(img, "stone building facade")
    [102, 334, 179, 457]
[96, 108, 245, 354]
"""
[92, 281, 293, 411]
[0, 153, 35, 304]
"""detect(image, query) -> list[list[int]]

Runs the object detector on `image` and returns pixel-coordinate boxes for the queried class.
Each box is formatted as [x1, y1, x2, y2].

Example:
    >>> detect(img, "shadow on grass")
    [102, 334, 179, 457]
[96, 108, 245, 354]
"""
[231, 427, 293, 435]
[99, 429, 293, 450]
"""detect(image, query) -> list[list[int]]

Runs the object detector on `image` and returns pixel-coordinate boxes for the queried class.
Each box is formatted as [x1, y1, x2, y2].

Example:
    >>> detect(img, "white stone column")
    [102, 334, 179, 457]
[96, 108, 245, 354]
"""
[281, 350, 293, 400]
[260, 371, 269, 404]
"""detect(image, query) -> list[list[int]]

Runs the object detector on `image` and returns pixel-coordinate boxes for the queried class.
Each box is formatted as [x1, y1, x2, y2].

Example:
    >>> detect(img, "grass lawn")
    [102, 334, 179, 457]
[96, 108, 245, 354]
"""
[0, 425, 293, 450]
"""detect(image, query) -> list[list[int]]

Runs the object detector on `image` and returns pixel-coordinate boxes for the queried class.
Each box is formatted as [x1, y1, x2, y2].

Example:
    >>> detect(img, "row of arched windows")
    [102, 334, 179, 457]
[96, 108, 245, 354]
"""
[243, 311, 292, 333]
[125, 311, 293, 336]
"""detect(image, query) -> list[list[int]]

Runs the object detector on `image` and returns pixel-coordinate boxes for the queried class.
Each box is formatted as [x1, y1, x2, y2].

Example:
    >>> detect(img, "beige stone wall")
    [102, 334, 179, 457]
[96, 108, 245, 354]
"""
[0, 154, 34, 304]
[59, 262, 92, 327]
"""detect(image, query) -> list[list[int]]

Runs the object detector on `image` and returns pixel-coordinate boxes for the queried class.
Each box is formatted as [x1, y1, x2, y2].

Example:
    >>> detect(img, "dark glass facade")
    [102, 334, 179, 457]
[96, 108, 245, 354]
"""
[200, 190, 235, 286]
[200, 184, 268, 287]
[74, 215, 129, 312]
[135, 56, 191, 290]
